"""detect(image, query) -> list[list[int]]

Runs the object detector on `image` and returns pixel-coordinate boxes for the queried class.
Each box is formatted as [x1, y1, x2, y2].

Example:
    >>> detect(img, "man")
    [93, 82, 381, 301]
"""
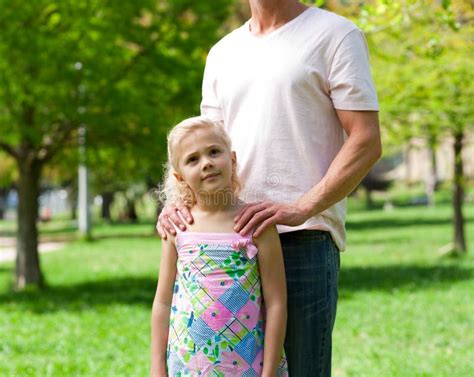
[157, 1, 381, 375]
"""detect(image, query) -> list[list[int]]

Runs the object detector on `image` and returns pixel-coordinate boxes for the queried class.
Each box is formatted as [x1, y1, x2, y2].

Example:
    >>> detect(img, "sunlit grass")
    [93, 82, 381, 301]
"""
[0, 190, 473, 376]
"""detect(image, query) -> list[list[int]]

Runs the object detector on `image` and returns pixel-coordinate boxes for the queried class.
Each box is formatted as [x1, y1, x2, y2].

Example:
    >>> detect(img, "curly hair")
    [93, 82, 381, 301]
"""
[160, 116, 241, 207]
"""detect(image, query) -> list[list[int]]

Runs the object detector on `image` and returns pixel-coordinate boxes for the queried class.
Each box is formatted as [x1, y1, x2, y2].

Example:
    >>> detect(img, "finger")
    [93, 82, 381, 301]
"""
[162, 203, 177, 216]
[178, 206, 194, 224]
[157, 212, 168, 239]
[158, 204, 177, 228]
[156, 223, 167, 240]
[167, 209, 187, 231]
[239, 208, 274, 236]
[234, 203, 269, 232]
[235, 204, 267, 232]
[253, 215, 278, 238]
[158, 211, 177, 234]
[162, 216, 177, 235]
[234, 204, 251, 222]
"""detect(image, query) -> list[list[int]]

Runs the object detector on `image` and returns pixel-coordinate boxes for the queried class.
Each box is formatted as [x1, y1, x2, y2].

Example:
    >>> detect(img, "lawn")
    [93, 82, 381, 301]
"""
[1, 195, 473, 376]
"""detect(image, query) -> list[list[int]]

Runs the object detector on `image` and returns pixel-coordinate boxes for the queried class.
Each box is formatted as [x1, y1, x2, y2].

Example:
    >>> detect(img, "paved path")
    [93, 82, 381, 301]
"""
[0, 237, 65, 263]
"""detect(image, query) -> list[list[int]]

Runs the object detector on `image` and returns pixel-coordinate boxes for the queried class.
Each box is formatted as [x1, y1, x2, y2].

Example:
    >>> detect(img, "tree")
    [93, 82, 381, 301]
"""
[0, 0, 232, 289]
[359, 0, 473, 253]
[0, 152, 17, 219]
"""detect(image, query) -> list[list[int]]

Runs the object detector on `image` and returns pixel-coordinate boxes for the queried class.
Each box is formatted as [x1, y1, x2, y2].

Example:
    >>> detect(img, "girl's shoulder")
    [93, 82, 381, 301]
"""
[233, 199, 248, 213]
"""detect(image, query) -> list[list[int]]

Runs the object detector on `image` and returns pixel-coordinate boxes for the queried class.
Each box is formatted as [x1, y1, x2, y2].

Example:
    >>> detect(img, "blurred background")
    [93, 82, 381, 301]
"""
[0, 0, 473, 376]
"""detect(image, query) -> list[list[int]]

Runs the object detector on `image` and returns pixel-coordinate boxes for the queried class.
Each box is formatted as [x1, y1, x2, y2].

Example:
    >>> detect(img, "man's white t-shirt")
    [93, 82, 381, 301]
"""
[200, 7, 379, 251]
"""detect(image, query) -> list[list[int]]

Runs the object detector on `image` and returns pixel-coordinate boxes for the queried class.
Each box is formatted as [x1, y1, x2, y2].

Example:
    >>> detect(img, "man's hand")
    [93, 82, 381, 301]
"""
[156, 203, 193, 240]
[234, 201, 309, 238]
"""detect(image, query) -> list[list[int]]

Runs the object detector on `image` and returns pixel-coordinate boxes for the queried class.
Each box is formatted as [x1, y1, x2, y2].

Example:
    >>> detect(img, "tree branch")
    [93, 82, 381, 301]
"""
[97, 31, 161, 95]
[0, 141, 20, 160]
[39, 121, 76, 163]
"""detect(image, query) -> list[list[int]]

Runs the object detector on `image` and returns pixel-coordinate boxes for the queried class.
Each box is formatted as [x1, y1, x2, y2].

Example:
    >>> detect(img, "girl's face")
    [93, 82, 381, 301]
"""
[174, 127, 236, 198]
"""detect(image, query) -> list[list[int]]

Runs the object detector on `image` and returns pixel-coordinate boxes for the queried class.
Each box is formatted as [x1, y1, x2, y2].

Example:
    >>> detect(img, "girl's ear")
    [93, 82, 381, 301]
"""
[231, 151, 237, 169]
[173, 171, 183, 182]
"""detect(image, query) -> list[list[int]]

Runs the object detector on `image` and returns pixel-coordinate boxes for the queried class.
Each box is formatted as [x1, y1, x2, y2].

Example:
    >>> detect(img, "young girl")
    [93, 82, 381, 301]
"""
[150, 116, 288, 376]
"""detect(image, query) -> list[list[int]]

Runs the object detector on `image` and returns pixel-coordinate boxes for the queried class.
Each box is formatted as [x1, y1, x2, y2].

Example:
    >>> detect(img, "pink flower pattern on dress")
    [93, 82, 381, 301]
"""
[167, 232, 288, 376]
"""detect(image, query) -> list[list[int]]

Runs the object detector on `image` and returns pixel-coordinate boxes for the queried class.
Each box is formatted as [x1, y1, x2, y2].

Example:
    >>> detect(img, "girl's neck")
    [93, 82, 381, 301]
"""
[248, 0, 307, 36]
[194, 190, 239, 214]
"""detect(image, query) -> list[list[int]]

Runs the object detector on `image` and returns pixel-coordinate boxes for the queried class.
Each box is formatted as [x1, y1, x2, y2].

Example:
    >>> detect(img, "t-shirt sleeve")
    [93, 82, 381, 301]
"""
[200, 49, 224, 121]
[328, 28, 379, 111]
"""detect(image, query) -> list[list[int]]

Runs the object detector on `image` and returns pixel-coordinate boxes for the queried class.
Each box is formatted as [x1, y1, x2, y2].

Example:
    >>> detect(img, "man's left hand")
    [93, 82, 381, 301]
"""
[234, 202, 309, 238]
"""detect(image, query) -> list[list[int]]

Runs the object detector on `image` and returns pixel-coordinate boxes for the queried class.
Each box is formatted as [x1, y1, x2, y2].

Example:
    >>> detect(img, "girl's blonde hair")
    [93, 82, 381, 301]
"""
[161, 116, 241, 207]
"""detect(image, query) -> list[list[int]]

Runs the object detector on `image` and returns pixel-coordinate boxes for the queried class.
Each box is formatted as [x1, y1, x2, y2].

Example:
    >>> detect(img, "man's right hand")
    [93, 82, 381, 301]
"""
[156, 203, 193, 240]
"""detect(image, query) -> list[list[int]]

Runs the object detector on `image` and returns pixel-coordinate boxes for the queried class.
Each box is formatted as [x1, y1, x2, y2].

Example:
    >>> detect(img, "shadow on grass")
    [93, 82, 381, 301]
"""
[0, 266, 12, 274]
[358, 198, 455, 210]
[1, 220, 157, 239]
[346, 214, 474, 231]
[1, 263, 472, 313]
[0, 232, 158, 249]
[339, 264, 473, 300]
[93, 233, 157, 240]
[40, 225, 78, 235]
[347, 234, 420, 245]
[0, 275, 157, 313]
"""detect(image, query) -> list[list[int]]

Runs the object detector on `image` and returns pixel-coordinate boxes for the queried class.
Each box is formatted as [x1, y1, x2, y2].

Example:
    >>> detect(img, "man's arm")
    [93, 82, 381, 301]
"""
[299, 110, 382, 217]
[234, 110, 382, 237]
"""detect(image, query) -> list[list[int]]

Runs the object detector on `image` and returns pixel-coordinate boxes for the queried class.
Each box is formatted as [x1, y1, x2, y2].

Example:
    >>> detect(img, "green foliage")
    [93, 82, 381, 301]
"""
[0, 0, 232, 181]
[0, 152, 17, 187]
[358, 0, 474, 147]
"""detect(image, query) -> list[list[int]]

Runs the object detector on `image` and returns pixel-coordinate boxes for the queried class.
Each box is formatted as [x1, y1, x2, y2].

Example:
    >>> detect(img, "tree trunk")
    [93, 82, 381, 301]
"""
[405, 141, 412, 184]
[68, 186, 77, 220]
[453, 131, 466, 254]
[429, 143, 439, 190]
[0, 188, 7, 220]
[101, 191, 114, 221]
[126, 198, 138, 222]
[426, 136, 439, 206]
[15, 158, 44, 289]
[71, 203, 77, 220]
[365, 188, 373, 209]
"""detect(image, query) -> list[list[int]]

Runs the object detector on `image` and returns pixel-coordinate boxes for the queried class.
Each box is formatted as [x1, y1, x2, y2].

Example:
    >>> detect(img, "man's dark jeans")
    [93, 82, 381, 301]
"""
[280, 230, 340, 377]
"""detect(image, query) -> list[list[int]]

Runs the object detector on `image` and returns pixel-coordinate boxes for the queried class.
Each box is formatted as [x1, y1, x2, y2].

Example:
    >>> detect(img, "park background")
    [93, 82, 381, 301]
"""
[0, 0, 473, 376]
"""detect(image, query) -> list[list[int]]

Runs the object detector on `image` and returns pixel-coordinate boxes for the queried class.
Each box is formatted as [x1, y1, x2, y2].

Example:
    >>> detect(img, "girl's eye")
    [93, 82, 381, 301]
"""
[210, 148, 221, 156]
[186, 156, 198, 164]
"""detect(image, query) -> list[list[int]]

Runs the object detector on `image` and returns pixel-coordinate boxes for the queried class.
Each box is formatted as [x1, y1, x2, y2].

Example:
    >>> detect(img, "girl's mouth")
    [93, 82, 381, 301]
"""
[202, 172, 220, 181]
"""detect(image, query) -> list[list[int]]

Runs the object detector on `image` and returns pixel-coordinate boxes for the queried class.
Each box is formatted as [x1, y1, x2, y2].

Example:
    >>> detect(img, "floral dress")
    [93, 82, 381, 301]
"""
[167, 231, 288, 376]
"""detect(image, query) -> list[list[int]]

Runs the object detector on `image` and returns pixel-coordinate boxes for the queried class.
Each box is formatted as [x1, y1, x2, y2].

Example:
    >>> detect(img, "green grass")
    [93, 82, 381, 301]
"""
[334, 202, 474, 377]
[0, 222, 159, 376]
[1, 196, 473, 376]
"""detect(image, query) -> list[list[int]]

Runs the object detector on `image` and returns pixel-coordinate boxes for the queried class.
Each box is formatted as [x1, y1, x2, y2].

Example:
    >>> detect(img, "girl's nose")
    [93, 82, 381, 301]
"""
[202, 158, 214, 170]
